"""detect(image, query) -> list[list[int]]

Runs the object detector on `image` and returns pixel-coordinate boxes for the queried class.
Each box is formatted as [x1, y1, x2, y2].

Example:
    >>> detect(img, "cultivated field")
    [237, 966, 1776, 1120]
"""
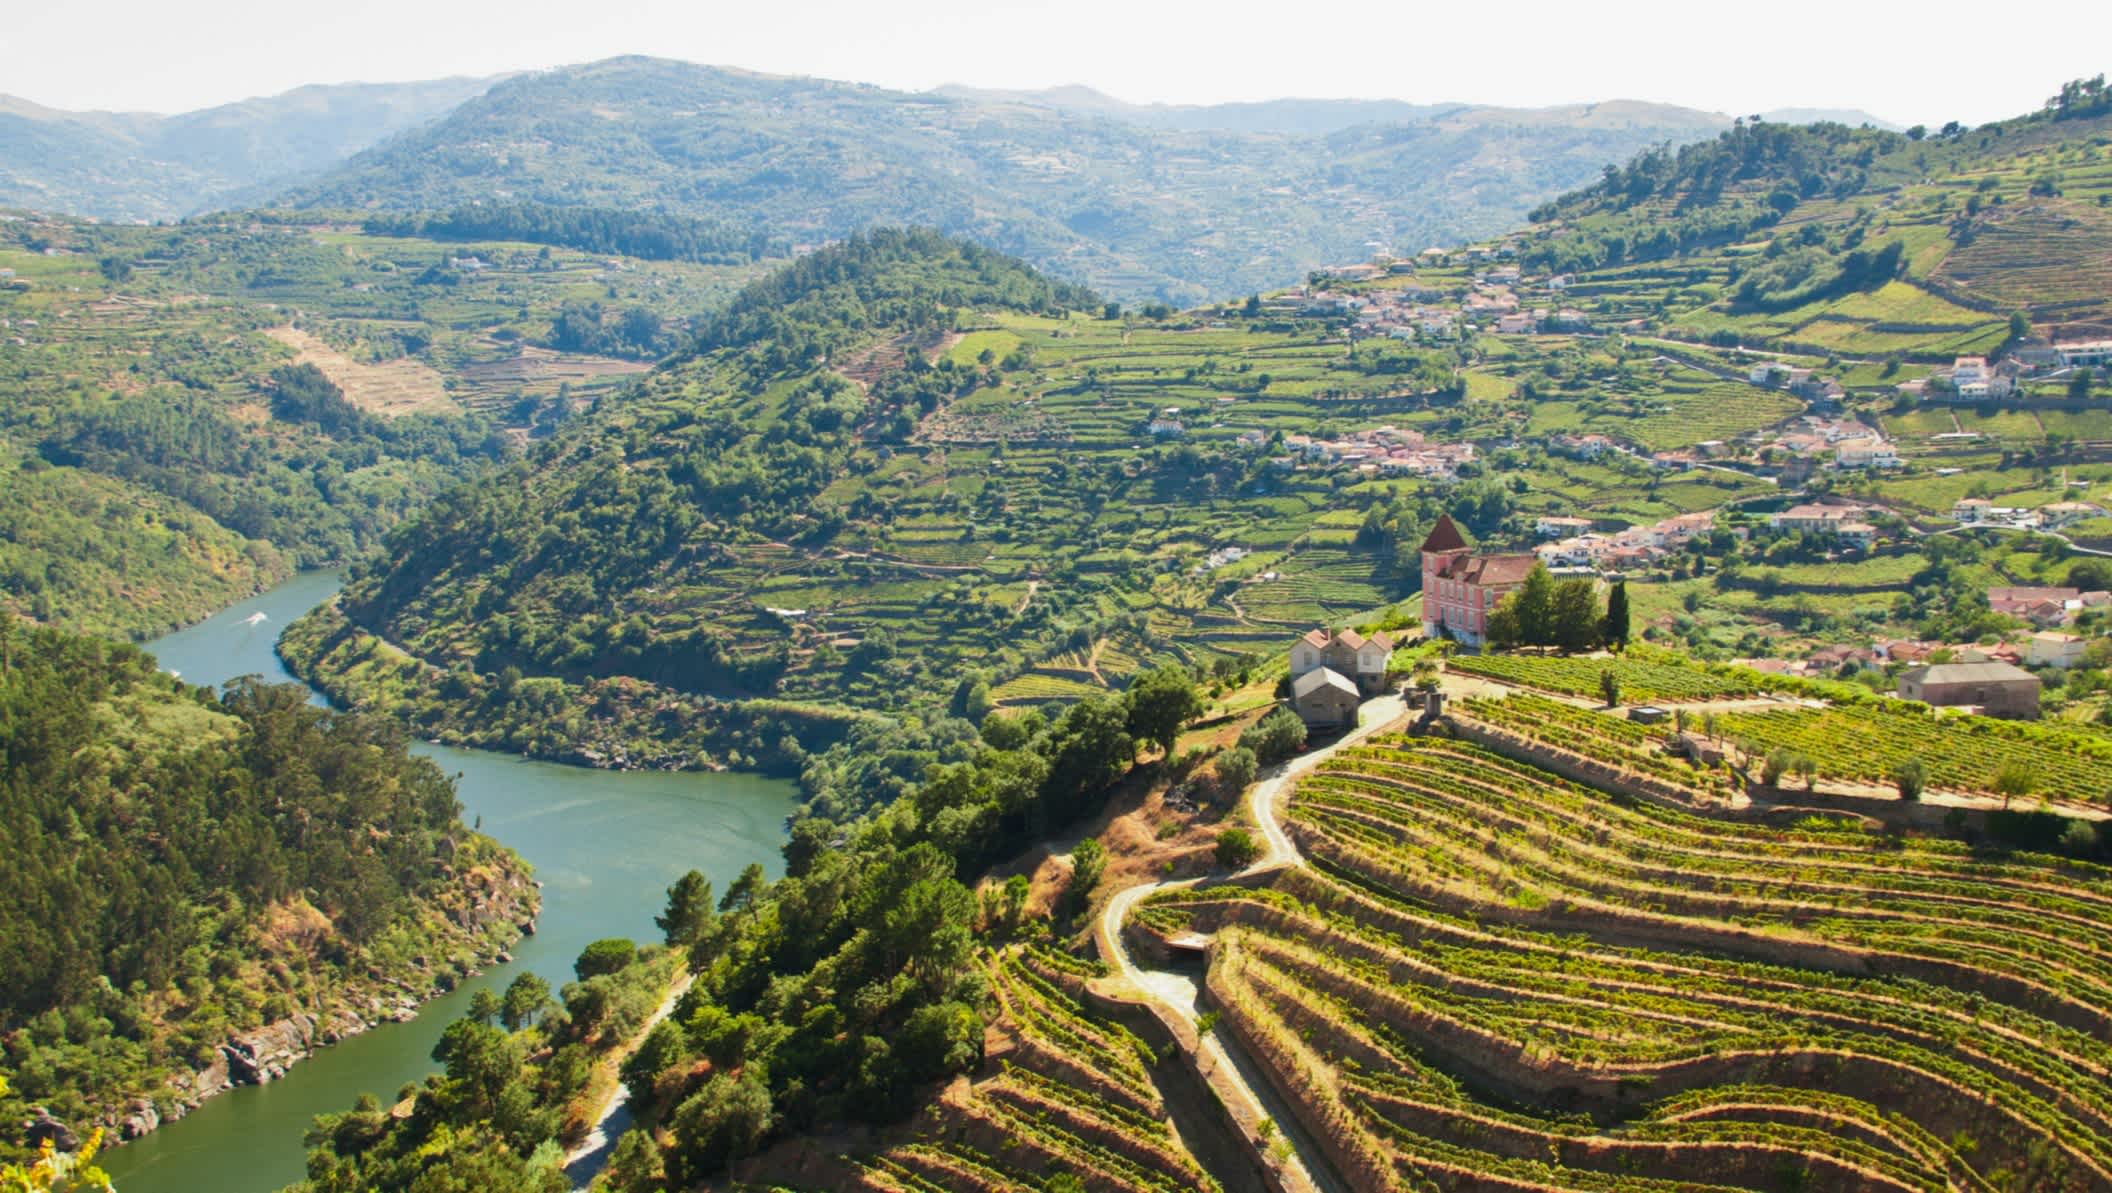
[1133, 734, 2112, 1191]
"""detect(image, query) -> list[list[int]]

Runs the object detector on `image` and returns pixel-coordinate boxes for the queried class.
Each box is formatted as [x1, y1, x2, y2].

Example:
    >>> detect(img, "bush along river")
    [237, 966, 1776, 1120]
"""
[97, 573, 794, 1193]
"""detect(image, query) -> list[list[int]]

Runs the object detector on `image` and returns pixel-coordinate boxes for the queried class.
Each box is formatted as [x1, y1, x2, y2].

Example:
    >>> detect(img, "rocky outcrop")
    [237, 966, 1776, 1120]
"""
[222, 1014, 319, 1086]
[97, 850, 541, 1149]
[23, 1108, 79, 1152]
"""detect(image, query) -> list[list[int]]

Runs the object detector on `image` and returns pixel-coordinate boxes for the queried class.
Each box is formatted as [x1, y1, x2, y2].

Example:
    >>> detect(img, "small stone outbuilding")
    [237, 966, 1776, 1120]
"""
[1291, 667, 1361, 728]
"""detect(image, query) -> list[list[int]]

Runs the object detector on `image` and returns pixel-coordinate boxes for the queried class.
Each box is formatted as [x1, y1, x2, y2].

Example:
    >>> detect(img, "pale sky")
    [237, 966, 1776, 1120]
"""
[4, 0, 2107, 129]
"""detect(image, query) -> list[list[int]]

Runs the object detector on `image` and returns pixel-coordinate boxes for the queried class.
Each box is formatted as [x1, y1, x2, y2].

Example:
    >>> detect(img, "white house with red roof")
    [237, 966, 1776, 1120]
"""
[1289, 627, 1397, 696]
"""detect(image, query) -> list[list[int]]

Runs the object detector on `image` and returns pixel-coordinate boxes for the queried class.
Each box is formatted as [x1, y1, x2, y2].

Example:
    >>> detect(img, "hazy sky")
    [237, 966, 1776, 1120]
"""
[4, 0, 2107, 128]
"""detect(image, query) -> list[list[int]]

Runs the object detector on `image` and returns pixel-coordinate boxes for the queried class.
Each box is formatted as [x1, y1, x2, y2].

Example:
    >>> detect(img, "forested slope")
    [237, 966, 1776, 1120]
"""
[0, 615, 536, 1154]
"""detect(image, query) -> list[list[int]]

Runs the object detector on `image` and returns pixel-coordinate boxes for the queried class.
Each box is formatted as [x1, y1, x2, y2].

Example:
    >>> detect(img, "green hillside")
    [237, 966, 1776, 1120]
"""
[285, 56, 1738, 305]
[282, 86, 2112, 803]
[0, 615, 535, 1151]
[250, 84, 2112, 1193]
[0, 211, 766, 637]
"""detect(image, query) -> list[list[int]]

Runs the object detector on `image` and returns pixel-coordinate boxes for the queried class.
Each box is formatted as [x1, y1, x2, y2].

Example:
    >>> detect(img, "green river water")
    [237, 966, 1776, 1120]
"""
[96, 573, 794, 1193]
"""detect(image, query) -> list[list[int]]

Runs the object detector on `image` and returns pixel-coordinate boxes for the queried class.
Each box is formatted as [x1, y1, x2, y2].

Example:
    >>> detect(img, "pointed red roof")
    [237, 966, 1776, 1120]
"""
[1419, 514, 1469, 554]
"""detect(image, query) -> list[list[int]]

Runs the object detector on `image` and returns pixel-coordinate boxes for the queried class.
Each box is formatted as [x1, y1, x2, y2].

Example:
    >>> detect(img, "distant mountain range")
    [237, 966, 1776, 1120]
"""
[931, 84, 1897, 137]
[0, 56, 1896, 301]
[0, 77, 502, 220]
[280, 57, 1766, 301]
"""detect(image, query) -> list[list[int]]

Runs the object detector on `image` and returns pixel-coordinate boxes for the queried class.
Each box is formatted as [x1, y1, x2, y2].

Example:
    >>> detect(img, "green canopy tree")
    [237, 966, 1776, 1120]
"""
[1124, 666, 1205, 758]
[656, 869, 716, 948]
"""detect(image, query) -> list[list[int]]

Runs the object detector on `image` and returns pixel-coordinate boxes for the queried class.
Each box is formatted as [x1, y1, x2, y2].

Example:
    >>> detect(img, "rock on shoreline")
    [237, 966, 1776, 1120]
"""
[82, 855, 541, 1147]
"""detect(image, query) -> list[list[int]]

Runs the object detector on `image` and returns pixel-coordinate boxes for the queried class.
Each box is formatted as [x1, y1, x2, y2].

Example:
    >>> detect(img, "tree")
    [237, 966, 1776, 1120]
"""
[656, 870, 716, 948]
[2009, 311, 2031, 343]
[1603, 580, 1631, 650]
[1763, 748, 1793, 786]
[467, 988, 502, 1027]
[1001, 873, 1031, 928]
[1511, 564, 1557, 644]
[500, 972, 553, 1032]
[1794, 753, 1818, 792]
[666, 1071, 775, 1183]
[1065, 838, 1107, 915]
[1485, 597, 1523, 650]
[1215, 828, 1262, 870]
[1994, 761, 2036, 810]
[2073, 371, 2094, 402]
[1124, 666, 1205, 758]
[1550, 579, 1603, 653]
[884, 878, 977, 992]
[1239, 706, 1307, 764]
[719, 862, 767, 914]
[895, 1000, 983, 1081]
[1895, 758, 1926, 802]
[1215, 746, 1259, 794]
[574, 938, 637, 981]
[1600, 669, 1620, 708]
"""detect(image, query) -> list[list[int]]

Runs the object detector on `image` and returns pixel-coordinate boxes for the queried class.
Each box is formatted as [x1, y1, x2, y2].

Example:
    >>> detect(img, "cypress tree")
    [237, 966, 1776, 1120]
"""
[1604, 580, 1631, 650]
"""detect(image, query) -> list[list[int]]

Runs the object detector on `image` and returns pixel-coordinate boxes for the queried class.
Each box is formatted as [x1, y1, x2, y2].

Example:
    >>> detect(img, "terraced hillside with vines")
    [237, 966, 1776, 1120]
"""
[282, 91, 2112, 794]
[751, 944, 1226, 1193]
[1130, 731, 2112, 1191]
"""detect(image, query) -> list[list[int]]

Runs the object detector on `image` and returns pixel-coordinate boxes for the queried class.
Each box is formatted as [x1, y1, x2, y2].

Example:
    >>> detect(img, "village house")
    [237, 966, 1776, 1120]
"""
[1835, 521, 1878, 550]
[1320, 262, 1384, 282]
[2057, 340, 2112, 369]
[1535, 515, 1595, 538]
[2028, 631, 2089, 668]
[1289, 627, 1397, 696]
[2040, 501, 2105, 529]
[1941, 355, 2016, 400]
[1288, 627, 1397, 727]
[1420, 515, 1539, 648]
[1987, 586, 2082, 618]
[1549, 433, 1614, 459]
[1953, 498, 1993, 523]
[1896, 658, 2042, 719]
[1832, 437, 1900, 469]
[1769, 503, 1869, 537]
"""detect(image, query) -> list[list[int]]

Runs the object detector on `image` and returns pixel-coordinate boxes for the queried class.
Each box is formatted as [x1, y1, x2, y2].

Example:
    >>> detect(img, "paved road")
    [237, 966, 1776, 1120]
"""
[1098, 693, 1408, 1193]
[563, 972, 694, 1189]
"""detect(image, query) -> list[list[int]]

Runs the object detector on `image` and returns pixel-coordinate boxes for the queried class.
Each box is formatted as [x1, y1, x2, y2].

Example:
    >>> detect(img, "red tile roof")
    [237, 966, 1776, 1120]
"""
[1439, 552, 1539, 587]
[1420, 514, 1469, 554]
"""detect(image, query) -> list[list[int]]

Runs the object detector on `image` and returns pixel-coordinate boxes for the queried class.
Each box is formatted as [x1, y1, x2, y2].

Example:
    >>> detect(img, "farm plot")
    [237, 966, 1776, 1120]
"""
[1130, 736, 2112, 1192]
[1447, 652, 1761, 702]
[263, 326, 456, 416]
[1716, 703, 2112, 803]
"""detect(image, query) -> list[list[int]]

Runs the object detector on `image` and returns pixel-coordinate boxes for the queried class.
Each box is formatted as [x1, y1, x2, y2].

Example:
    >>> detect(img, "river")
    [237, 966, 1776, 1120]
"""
[97, 573, 795, 1193]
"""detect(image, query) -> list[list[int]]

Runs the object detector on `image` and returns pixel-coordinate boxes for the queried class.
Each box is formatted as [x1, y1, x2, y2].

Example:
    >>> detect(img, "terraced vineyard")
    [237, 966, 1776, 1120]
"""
[1132, 735, 2112, 1192]
[1717, 704, 2112, 803]
[819, 946, 1224, 1193]
[1447, 651, 1762, 702]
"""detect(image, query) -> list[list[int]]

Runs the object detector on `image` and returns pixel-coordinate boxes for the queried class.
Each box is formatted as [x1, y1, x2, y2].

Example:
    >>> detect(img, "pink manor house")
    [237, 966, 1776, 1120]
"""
[1418, 515, 1537, 649]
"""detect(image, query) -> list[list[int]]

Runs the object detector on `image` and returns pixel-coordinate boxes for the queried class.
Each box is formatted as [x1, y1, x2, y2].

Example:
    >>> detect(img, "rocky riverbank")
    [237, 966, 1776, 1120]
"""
[31, 848, 542, 1151]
